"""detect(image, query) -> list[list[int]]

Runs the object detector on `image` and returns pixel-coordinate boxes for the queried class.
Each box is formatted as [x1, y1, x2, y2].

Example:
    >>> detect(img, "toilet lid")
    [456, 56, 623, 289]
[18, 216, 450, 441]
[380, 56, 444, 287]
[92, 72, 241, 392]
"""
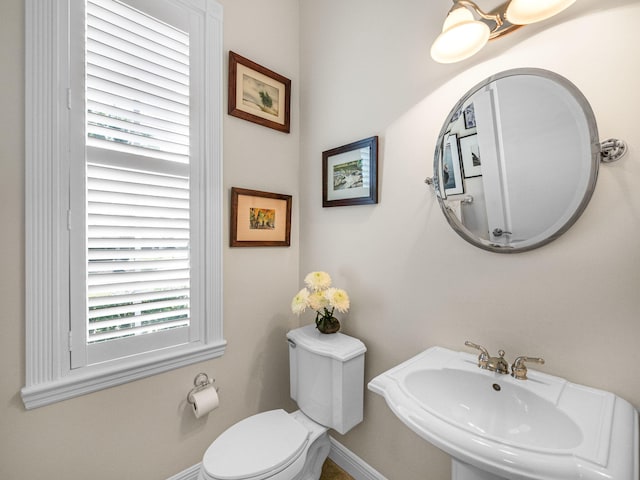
[202, 409, 309, 480]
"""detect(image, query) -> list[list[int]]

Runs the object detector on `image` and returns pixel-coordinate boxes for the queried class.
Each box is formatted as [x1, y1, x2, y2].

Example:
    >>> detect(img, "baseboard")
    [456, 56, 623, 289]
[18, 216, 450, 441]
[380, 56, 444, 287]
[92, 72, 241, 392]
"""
[167, 437, 386, 480]
[328, 437, 388, 480]
[166, 463, 200, 480]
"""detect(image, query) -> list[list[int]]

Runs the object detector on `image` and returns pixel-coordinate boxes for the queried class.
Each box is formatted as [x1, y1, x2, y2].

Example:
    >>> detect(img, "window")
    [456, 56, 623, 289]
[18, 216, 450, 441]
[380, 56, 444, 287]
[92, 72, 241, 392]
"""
[23, 0, 224, 409]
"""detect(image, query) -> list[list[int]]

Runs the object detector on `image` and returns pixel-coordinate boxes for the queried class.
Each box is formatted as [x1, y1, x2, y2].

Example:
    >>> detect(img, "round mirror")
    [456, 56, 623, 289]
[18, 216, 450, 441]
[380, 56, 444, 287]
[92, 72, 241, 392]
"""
[433, 68, 600, 253]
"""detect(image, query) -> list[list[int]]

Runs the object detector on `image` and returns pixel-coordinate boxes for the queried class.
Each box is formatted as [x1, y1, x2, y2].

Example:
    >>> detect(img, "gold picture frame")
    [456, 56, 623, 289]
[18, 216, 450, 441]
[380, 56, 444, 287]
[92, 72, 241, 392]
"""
[230, 187, 292, 247]
[228, 51, 291, 133]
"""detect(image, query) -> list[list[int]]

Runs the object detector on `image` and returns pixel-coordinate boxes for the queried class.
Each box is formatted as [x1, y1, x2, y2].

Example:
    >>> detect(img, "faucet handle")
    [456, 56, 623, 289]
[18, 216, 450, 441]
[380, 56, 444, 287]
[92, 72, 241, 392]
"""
[511, 356, 545, 380]
[464, 341, 489, 368]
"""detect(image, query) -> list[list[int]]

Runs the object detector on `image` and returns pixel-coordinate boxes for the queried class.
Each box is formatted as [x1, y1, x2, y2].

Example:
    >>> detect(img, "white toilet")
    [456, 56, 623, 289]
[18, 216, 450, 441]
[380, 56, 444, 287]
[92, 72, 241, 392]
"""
[197, 324, 367, 480]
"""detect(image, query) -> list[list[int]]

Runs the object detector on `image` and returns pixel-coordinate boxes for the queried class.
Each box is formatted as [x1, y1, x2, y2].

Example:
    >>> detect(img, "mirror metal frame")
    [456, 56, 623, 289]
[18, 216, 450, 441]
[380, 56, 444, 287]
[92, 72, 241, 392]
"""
[432, 68, 601, 253]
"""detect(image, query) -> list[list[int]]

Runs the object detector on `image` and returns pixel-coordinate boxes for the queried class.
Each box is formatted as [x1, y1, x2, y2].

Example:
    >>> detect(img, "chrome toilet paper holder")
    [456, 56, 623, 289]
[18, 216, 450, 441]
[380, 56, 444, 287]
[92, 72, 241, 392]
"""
[187, 372, 218, 404]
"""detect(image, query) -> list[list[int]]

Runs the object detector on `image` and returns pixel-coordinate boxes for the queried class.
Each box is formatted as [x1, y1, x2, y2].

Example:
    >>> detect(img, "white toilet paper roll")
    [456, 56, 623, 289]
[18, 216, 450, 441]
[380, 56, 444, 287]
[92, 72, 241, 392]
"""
[191, 386, 219, 418]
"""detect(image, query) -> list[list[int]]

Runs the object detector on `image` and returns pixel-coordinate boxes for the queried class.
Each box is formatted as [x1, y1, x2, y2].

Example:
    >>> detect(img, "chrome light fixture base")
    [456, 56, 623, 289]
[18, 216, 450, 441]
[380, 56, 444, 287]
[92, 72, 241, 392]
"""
[460, 0, 523, 40]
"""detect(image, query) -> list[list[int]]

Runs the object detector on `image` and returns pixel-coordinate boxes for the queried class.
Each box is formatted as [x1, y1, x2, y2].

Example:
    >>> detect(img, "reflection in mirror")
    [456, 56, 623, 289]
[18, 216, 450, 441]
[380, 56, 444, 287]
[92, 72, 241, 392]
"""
[433, 68, 600, 253]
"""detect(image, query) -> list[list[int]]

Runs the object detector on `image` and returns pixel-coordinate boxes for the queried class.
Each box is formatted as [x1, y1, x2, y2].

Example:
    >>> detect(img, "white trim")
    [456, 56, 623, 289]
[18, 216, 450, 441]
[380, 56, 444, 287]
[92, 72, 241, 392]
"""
[24, 0, 71, 392]
[167, 463, 201, 480]
[166, 437, 386, 480]
[22, 341, 226, 410]
[203, 0, 225, 347]
[23, 0, 225, 410]
[328, 437, 388, 480]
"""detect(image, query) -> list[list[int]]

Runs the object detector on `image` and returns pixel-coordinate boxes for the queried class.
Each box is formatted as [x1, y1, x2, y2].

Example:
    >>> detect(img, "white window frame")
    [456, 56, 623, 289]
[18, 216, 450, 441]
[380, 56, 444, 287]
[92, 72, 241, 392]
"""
[22, 0, 225, 410]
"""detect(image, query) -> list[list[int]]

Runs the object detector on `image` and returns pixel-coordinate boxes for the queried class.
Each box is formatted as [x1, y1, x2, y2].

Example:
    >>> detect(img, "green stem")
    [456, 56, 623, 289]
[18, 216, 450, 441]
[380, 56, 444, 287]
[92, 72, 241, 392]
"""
[323, 307, 335, 318]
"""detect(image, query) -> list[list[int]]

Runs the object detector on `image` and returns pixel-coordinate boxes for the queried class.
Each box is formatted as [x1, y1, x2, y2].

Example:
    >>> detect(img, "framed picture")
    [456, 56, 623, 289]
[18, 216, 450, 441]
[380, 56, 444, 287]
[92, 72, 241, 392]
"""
[228, 51, 291, 133]
[464, 103, 476, 129]
[459, 134, 482, 178]
[443, 134, 464, 195]
[230, 187, 292, 247]
[322, 136, 378, 207]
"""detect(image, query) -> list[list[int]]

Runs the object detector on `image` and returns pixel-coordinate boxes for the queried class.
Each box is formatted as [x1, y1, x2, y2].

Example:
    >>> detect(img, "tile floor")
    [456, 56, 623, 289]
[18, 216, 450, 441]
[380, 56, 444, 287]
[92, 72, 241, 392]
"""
[319, 459, 355, 480]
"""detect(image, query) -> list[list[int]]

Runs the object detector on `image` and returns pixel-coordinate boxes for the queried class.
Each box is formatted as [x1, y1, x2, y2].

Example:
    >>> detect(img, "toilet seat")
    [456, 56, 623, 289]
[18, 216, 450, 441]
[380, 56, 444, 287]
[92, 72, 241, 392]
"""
[201, 409, 310, 480]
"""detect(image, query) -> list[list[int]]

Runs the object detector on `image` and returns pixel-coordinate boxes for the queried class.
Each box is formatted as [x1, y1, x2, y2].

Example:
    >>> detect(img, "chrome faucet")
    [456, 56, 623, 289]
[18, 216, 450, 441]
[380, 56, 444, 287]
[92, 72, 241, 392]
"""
[464, 341, 509, 374]
[488, 349, 510, 374]
[465, 341, 545, 379]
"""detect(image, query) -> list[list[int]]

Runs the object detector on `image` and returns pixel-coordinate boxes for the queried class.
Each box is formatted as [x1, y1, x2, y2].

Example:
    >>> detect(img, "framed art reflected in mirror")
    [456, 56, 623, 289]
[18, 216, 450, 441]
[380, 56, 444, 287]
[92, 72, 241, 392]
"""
[459, 134, 482, 178]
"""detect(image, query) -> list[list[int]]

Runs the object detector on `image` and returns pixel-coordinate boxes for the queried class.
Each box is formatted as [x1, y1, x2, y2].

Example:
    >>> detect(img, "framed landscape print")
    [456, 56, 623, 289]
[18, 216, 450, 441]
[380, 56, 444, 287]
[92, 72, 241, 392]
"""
[322, 136, 379, 207]
[228, 51, 291, 133]
[230, 188, 292, 247]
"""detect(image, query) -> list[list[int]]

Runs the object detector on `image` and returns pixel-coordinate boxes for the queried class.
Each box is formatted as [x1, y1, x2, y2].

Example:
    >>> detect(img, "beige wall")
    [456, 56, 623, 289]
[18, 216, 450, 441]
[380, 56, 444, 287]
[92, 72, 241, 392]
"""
[3, 1, 640, 479]
[299, 2, 640, 480]
[0, 0, 300, 478]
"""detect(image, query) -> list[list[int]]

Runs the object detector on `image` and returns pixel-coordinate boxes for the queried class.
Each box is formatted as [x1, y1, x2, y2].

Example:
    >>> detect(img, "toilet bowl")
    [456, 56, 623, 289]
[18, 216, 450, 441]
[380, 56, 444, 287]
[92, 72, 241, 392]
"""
[197, 325, 367, 480]
[198, 410, 330, 480]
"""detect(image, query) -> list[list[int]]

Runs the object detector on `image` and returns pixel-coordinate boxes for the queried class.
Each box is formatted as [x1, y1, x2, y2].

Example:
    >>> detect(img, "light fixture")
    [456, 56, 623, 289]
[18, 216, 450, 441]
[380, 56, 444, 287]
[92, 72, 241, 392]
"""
[506, 0, 577, 25]
[430, 5, 491, 64]
[431, 0, 576, 63]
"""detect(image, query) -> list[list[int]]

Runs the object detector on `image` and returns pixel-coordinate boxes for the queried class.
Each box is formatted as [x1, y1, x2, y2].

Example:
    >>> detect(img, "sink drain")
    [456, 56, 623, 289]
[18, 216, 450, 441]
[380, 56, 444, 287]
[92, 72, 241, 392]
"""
[492, 383, 501, 392]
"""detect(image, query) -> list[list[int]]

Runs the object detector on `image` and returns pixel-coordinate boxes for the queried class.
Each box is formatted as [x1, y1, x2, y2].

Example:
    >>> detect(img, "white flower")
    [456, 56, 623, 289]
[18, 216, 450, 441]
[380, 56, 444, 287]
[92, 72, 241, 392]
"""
[291, 288, 310, 315]
[304, 271, 332, 291]
[308, 291, 329, 311]
[326, 288, 350, 313]
[292, 272, 350, 326]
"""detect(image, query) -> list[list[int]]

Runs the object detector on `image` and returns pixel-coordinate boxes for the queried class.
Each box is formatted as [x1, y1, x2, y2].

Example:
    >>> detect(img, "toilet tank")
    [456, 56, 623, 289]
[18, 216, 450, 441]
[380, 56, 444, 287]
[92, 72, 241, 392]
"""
[287, 325, 367, 435]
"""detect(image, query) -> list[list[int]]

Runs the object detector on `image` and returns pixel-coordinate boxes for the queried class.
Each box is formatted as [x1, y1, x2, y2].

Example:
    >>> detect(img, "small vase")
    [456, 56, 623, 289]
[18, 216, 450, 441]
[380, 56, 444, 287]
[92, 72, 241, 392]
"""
[316, 316, 340, 334]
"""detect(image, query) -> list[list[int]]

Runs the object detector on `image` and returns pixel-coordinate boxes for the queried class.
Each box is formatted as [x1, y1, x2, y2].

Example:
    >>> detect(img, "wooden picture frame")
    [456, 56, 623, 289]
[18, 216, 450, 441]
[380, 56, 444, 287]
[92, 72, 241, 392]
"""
[228, 51, 291, 133]
[230, 187, 292, 247]
[322, 136, 378, 207]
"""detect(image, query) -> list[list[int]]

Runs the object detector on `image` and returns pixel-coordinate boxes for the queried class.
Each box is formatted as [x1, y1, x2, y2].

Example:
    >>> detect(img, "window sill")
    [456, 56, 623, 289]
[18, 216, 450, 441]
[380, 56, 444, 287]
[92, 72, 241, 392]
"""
[21, 340, 226, 410]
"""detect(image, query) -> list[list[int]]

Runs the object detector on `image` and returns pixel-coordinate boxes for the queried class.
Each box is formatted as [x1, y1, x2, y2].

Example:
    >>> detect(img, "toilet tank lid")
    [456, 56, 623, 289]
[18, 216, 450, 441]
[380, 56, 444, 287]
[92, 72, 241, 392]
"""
[287, 325, 366, 361]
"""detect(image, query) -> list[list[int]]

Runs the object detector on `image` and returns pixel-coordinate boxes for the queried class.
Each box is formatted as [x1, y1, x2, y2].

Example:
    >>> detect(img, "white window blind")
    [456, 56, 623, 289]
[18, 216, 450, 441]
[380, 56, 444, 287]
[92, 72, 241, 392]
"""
[85, 0, 192, 351]
[86, 164, 191, 343]
[86, 0, 190, 163]
[23, 0, 224, 409]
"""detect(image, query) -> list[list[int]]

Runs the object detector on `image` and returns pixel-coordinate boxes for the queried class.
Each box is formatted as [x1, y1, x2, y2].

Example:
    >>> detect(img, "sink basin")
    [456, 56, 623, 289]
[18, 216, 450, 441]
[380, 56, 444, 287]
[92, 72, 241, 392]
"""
[404, 369, 583, 450]
[368, 346, 639, 480]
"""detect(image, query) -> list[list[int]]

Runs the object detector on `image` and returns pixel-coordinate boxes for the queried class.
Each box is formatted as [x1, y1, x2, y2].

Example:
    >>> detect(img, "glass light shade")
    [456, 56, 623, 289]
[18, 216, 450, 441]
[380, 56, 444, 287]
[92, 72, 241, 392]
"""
[442, 6, 474, 30]
[505, 0, 576, 25]
[431, 8, 490, 64]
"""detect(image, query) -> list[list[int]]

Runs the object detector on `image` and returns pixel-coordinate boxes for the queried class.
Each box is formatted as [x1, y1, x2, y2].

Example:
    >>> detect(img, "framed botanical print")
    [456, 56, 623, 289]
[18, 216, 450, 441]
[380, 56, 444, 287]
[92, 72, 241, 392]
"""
[230, 187, 292, 247]
[228, 51, 291, 133]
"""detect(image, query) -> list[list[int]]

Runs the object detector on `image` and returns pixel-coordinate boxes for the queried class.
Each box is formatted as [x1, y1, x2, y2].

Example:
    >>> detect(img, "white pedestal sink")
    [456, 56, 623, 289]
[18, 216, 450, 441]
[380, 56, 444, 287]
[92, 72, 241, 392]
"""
[452, 459, 507, 480]
[368, 346, 639, 480]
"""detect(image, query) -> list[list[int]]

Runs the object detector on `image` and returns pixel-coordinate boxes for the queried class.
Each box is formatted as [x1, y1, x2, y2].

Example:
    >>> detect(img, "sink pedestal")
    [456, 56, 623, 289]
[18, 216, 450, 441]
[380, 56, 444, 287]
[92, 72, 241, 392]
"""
[452, 460, 506, 480]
